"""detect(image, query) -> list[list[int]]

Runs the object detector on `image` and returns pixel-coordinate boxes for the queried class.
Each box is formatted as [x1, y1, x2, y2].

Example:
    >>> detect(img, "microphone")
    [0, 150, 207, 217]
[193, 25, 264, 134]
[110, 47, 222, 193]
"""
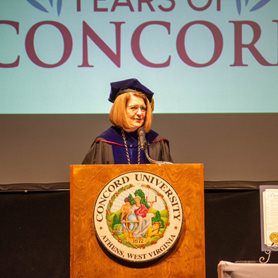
[137, 127, 173, 165]
[137, 127, 147, 150]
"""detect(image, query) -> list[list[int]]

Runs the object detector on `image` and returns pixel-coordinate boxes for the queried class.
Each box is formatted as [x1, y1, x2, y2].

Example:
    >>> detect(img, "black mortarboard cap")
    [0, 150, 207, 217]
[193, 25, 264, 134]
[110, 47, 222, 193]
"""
[108, 78, 154, 103]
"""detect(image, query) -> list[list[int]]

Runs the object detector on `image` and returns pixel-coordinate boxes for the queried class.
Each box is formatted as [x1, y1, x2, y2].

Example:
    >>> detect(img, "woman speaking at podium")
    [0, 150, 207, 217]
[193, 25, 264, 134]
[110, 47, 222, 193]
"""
[82, 78, 172, 164]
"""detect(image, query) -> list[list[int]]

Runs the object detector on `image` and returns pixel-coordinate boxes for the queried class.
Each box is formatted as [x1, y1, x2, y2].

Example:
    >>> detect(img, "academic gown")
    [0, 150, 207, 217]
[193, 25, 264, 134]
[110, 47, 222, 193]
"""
[82, 126, 172, 164]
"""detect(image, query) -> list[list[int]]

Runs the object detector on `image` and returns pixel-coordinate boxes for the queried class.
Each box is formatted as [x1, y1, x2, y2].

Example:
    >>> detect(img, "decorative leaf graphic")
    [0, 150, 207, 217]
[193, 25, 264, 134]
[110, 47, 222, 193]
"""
[250, 0, 271, 12]
[57, 0, 62, 16]
[235, 0, 271, 15]
[236, 0, 242, 14]
[27, 0, 48, 13]
[27, 0, 63, 16]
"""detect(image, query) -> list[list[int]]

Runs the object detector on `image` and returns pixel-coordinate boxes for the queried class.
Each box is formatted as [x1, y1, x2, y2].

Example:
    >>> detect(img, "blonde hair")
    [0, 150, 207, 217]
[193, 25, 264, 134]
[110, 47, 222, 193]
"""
[109, 91, 154, 132]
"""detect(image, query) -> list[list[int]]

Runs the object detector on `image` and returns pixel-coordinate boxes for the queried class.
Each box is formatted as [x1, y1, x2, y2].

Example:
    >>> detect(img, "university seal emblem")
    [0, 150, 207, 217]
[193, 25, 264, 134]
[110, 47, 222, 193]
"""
[93, 171, 183, 263]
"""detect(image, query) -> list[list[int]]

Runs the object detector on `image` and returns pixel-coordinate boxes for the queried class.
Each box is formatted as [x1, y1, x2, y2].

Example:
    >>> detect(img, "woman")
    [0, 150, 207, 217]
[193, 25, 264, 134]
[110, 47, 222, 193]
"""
[82, 78, 172, 164]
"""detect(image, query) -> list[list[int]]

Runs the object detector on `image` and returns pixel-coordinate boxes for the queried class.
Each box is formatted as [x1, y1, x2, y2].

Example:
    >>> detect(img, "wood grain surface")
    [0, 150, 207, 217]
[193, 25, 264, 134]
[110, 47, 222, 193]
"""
[70, 164, 205, 278]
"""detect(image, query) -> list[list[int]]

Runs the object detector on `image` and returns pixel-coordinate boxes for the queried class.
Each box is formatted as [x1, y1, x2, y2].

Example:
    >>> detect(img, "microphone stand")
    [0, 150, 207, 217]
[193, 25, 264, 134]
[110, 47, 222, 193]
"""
[143, 147, 173, 165]
[137, 127, 173, 165]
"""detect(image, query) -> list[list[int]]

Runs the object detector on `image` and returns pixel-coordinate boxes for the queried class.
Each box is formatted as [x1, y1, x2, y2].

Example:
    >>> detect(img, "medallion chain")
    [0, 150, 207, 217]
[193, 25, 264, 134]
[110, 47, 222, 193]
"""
[121, 129, 141, 164]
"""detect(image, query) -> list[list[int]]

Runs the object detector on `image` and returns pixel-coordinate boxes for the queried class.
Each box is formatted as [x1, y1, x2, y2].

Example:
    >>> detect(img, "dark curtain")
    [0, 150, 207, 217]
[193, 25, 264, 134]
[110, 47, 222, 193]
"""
[0, 191, 69, 278]
[1, 182, 278, 278]
[205, 188, 278, 278]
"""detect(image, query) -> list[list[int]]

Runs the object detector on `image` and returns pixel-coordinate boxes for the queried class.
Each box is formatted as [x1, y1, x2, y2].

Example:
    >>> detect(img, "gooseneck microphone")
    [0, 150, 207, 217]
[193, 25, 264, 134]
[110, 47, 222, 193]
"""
[137, 127, 173, 165]
[137, 127, 147, 150]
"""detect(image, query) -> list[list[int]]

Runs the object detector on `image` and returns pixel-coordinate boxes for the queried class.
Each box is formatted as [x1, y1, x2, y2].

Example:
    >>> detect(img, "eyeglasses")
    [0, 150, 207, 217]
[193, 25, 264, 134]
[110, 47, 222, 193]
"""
[127, 105, 147, 113]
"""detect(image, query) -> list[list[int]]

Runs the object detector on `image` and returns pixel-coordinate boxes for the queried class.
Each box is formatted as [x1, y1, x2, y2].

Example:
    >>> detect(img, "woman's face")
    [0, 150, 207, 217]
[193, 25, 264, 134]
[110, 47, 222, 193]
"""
[125, 94, 146, 132]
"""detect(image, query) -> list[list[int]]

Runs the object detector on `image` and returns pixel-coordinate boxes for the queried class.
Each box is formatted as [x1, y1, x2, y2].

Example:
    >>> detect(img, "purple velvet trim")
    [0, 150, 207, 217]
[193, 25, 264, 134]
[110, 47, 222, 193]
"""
[97, 126, 158, 164]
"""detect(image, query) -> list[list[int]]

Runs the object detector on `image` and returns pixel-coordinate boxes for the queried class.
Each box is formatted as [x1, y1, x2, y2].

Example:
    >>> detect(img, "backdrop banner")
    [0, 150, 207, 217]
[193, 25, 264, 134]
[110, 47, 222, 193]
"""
[1, 0, 277, 113]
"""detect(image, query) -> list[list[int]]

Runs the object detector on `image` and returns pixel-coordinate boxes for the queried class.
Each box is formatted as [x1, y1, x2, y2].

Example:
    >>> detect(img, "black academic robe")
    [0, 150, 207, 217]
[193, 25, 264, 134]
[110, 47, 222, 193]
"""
[82, 126, 172, 164]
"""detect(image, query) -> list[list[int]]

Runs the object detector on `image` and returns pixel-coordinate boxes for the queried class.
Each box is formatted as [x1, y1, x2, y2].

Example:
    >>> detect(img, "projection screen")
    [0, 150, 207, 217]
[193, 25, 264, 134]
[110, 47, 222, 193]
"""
[1, 0, 277, 114]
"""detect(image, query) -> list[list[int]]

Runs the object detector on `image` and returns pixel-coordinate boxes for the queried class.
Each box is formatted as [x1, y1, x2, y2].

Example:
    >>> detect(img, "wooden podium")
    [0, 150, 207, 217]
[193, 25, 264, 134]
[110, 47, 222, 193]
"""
[70, 164, 205, 277]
